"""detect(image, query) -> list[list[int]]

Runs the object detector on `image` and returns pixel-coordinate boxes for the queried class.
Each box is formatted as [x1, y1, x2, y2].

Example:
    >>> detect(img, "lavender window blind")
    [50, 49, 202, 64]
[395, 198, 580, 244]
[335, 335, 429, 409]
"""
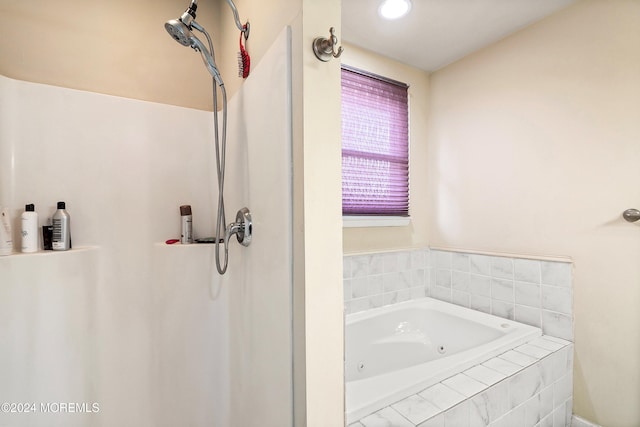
[341, 66, 409, 216]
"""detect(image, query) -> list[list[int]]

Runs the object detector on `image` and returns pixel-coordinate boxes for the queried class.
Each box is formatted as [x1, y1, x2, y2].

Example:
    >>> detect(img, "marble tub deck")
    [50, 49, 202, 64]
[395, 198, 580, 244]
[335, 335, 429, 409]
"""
[348, 335, 573, 427]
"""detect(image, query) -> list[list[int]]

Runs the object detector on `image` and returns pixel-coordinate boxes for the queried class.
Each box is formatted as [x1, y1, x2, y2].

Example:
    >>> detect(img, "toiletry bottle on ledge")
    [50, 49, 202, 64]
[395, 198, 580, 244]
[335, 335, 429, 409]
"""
[0, 207, 13, 256]
[42, 218, 53, 250]
[21, 204, 38, 253]
[180, 205, 193, 244]
[52, 201, 71, 251]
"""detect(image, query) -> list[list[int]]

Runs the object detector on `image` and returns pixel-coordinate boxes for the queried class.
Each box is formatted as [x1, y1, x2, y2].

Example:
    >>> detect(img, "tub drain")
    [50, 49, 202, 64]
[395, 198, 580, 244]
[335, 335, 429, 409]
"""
[437, 345, 446, 354]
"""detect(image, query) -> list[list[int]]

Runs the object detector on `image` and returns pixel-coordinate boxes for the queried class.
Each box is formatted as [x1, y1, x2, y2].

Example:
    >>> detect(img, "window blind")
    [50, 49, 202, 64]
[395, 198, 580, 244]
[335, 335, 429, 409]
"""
[341, 66, 409, 216]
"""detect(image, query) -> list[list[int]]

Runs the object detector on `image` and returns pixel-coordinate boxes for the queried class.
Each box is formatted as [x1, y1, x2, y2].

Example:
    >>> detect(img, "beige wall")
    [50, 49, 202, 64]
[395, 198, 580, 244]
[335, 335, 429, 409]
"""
[217, 0, 300, 99]
[291, 1, 344, 426]
[341, 43, 431, 254]
[0, 0, 300, 110]
[427, 1, 640, 425]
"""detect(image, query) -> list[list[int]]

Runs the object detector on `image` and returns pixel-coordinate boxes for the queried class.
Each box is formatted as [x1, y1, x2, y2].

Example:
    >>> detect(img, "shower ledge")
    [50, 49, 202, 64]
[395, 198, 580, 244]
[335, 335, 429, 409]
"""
[0, 246, 99, 259]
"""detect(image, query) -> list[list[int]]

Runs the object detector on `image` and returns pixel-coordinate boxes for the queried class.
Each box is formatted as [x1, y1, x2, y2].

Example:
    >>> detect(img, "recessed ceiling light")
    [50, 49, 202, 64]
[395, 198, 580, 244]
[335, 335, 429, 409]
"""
[378, 0, 411, 20]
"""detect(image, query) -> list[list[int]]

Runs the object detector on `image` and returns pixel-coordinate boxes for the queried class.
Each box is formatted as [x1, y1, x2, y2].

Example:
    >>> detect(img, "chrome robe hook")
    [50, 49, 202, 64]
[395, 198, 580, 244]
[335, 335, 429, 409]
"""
[313, 27, 344, 62]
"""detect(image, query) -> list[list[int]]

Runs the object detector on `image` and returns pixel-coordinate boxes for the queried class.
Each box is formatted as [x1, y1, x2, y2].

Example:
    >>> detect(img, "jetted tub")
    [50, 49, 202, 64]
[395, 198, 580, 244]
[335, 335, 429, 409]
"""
[345, 297, 541, 423]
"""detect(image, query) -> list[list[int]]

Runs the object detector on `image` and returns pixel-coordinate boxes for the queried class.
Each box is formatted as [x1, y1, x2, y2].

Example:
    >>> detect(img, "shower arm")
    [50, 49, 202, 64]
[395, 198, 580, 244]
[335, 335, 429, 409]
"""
[187, 0, 248, 36]
[226, 0, 250, 38]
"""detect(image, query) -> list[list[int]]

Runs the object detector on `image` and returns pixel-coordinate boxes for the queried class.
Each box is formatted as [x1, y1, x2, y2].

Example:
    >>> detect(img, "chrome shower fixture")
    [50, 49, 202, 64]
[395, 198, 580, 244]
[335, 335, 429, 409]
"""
[164, 1, 224, 85]
[164, 0, 197, 45]
[164, 19, 191, 46]
[164, 0, 252, 275]
[164, 0, 249, 51]
[164, 0, 250, 85]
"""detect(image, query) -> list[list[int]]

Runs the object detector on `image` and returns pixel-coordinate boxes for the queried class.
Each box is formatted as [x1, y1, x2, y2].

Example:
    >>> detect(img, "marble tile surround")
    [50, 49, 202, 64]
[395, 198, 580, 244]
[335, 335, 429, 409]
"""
[343, 248, 573, 341]
[348, 335, 574, 427]
[343, 249, 430, 314]
[343, 249, 575, 426]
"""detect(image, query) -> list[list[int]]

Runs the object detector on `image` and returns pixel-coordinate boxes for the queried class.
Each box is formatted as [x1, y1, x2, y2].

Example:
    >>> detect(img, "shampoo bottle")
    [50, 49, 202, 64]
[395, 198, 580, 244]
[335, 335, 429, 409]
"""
[52, 201, 71, 251]
[0, 207, 13, 256]
[21, 204, 38, 253]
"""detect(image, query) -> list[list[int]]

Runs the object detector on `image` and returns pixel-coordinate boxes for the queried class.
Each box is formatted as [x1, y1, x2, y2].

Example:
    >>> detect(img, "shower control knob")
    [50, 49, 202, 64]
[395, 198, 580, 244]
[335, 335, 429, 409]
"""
[234, 207, 252, 246]
[224, 208, 252, 247]
[623, 208, 640, 223]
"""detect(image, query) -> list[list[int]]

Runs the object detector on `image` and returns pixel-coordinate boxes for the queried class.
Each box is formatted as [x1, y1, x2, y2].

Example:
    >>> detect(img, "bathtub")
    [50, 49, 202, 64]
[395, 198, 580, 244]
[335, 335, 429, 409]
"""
[345, 297, 541, 423]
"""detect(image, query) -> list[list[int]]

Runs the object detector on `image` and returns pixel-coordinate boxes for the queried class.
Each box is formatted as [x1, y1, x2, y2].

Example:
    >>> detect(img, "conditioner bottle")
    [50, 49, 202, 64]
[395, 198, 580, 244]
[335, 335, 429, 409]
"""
[21, 204, 38, 253]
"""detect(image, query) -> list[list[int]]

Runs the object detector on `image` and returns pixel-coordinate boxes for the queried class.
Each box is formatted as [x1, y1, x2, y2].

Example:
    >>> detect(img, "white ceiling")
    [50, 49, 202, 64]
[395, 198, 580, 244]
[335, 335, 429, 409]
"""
[342, 0, 577, 71]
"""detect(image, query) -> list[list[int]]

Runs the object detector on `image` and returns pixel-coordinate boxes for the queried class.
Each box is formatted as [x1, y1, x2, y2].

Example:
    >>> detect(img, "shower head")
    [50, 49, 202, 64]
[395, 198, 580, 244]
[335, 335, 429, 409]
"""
[164, 0, 197, 46]
[164, 2, 224, 86]
[164, 19, 192, 46]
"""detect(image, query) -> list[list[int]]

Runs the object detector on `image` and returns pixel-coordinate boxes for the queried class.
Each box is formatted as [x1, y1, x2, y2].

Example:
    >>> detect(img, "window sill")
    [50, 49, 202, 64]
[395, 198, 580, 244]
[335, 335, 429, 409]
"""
[342, 216, 411, 228]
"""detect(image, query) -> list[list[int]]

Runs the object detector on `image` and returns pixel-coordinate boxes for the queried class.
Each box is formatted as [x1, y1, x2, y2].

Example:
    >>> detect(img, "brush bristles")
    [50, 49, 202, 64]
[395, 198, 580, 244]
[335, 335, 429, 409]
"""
[238, 50, 250, 79]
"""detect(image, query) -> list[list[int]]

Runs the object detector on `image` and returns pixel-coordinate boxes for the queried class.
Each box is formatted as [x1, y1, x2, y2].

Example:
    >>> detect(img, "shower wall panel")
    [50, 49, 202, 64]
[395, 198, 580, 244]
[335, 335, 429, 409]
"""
[152, 26, 294, 427]
[0, 26, 293, 427]
[224, 26, 293, 427]
[0, 70, 217, 426]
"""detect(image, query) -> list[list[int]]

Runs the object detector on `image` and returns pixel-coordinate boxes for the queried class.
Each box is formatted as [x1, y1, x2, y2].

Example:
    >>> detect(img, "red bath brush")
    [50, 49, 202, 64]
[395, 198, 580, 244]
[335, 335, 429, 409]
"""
[238, 27, 250, 79]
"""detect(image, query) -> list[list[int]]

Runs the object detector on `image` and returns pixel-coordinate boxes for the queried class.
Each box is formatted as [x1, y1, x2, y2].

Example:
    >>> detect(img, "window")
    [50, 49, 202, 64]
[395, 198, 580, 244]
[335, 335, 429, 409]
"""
[341, 65, 409, 217]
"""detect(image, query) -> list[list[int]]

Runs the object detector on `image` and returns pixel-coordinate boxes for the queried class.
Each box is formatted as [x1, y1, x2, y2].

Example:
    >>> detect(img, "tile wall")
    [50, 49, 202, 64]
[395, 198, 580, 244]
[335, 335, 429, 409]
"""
[348, 336, 573, 427]
[429, 249, 573, 341]
[343, 249, 430, 314]
[343, 248, 573, 341]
